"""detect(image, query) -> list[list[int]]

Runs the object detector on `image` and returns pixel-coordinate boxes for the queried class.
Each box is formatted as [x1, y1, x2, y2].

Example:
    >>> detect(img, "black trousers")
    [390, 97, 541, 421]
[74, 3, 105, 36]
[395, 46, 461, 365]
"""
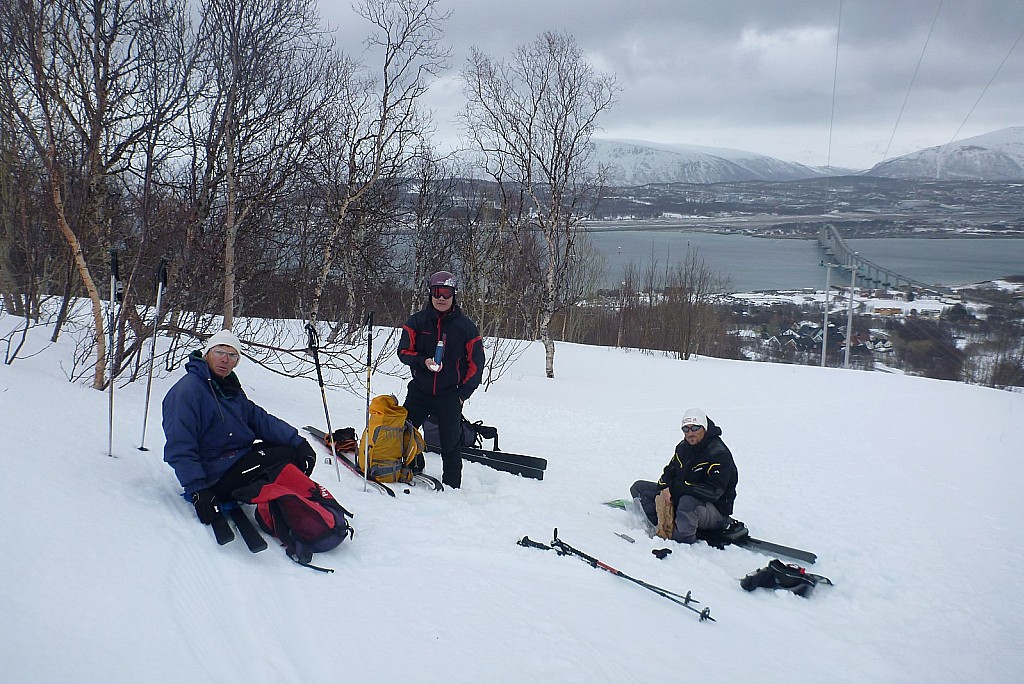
[403, 383, 463, 488]
[212, 443, 298, 501]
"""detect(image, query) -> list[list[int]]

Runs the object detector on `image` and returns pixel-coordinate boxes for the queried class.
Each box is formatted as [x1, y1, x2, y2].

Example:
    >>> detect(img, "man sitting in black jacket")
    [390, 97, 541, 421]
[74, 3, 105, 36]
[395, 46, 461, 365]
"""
[630, 408, 738, 543]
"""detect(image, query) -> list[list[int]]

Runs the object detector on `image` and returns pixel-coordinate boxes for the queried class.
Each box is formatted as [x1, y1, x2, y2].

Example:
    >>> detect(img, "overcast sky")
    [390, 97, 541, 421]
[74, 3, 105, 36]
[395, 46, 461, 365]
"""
[320, 1, 1023, 170]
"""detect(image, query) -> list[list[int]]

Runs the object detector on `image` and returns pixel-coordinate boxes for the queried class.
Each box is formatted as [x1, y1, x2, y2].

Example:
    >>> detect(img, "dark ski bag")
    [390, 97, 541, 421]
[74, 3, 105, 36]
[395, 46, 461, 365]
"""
[423, 414, 499, 451]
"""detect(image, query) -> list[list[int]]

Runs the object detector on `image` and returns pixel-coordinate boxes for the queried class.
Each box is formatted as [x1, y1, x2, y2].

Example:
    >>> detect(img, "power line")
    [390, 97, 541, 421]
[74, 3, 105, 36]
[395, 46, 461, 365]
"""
[825, 0, 843, 171]
[880, 0, 944, 163]
[944, 22, 1024, 150]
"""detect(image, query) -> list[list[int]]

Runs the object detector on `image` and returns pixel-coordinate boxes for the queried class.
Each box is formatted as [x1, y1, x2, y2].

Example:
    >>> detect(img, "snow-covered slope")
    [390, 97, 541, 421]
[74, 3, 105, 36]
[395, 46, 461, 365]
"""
[2, 316, 1023, 683]
[866, 127, 1024, 181]
[590, 138, 834, 185]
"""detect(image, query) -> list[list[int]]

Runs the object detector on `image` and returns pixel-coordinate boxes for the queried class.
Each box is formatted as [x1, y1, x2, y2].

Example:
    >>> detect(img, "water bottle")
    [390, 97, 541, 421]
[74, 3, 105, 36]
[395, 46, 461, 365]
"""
[433, 335, 445, 365]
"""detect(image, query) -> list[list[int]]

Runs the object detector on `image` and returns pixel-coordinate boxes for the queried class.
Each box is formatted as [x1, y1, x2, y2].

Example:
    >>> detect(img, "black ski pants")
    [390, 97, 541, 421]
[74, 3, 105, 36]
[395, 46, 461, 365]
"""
[211, 443, 299, 501]
[403, 383, 463, 489]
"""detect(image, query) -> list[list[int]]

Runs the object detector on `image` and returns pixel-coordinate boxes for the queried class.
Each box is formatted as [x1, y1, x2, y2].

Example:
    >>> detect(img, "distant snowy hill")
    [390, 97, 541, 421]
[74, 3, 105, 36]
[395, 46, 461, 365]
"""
[590, 139, 836, 186]
[865, 127, 1024, 181]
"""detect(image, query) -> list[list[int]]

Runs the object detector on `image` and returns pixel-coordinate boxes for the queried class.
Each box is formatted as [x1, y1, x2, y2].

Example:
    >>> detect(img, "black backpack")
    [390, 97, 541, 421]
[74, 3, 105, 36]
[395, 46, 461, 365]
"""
[422, 414, 498, 451]
[740, 559, 833, 597]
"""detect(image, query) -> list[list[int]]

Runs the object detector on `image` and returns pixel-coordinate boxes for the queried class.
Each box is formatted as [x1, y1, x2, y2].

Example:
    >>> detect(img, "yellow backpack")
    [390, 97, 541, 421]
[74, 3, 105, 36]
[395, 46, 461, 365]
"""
[358, 395, 426, 483]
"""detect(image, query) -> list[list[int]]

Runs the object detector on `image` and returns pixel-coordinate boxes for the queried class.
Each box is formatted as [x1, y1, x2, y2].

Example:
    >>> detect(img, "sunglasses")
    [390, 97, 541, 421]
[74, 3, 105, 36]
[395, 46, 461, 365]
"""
[681, 424, 704, 433]
[431, 286, 455, 300]
[211, 348, 239, 361]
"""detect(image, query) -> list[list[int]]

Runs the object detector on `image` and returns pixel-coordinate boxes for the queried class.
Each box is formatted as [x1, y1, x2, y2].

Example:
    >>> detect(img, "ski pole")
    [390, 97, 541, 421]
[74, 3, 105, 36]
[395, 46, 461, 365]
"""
[139, 257, 168, 451]
[107, 248, 122, 458]
[537, 529, 715, 622]
[363, 311, 373, 493]
[306, 322, 341, 483]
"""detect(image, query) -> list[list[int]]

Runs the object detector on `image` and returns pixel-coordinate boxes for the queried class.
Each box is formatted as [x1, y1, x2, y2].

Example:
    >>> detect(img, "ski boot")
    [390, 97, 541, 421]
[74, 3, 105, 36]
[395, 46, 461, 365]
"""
[740, 559, 830, 597]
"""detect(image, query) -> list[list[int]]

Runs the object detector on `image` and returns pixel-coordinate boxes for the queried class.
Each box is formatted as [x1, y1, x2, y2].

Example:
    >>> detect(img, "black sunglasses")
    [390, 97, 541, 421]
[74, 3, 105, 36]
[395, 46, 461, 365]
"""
[681, 424, 704, 433]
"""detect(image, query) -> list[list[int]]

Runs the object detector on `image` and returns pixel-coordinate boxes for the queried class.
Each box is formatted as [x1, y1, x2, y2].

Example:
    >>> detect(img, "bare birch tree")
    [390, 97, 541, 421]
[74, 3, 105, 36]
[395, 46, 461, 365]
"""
[306, 0, 449, 336]
[0, 0, 194, 388]
[186, 0, 337, 330]
[462, 30, 618, 378]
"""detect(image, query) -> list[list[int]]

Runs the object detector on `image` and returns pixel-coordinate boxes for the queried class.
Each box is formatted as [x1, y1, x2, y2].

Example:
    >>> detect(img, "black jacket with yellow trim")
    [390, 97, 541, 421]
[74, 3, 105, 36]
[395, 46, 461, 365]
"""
[657, 418, 738, 516]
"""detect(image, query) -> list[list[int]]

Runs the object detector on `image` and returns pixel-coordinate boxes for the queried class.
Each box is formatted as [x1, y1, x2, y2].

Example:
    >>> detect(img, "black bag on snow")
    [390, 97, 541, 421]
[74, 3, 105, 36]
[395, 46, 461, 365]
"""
[422, 414, 498, 452]
[740, 559, 833, 597]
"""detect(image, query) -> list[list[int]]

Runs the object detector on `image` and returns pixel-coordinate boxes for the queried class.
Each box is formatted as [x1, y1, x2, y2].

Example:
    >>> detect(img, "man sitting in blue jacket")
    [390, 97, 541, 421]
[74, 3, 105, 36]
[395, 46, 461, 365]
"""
[162, 329, 318, 526]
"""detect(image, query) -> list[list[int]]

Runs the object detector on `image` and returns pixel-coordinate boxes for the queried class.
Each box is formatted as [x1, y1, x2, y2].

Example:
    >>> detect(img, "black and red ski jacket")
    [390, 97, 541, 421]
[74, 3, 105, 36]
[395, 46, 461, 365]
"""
[398, 302, 484, 401]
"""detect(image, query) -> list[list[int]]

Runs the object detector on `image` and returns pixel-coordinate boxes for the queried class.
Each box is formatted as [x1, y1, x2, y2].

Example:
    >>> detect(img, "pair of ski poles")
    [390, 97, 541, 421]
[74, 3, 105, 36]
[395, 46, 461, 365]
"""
[109, 254, 167, 456]
[307, 313, 374, 492]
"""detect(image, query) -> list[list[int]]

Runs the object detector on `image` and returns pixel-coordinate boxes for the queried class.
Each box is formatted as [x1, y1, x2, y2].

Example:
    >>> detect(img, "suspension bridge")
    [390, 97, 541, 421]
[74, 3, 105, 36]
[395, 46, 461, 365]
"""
[817, 225, 957, 298]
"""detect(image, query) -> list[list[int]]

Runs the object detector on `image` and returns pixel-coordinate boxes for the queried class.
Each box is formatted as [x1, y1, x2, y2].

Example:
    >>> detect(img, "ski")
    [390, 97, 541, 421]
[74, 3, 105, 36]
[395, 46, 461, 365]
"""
[733, 536, 818, 565]
[211, 513, 235, 545]
[518, 528, 714, 622]
[457, 446, 546, 480]
[604, 501, 817, 565]
[224, 504, 267, 553]
[305, 426, 445, 495]
[304, 426, 396, 496]
[411, 472, 444, 491]
[698, 519, 818, 565]
[424, 421, 547, 480]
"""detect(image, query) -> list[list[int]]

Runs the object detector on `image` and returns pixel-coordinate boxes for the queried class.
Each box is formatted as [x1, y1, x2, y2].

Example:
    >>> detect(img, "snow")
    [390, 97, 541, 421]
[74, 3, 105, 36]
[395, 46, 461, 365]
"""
[3, 313, 1023, 683]
[867, 127, 1024, 181]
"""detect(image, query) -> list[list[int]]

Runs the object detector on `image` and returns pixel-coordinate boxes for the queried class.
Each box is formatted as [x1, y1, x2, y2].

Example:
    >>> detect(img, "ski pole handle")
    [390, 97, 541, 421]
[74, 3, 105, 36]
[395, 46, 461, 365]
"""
[305, 321, 319, 351]
[517, 536, 552, 551]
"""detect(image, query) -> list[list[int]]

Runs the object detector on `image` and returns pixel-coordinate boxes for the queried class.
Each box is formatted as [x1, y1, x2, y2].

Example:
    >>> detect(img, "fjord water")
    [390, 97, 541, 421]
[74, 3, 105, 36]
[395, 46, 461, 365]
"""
[589, 230, 1024, 292]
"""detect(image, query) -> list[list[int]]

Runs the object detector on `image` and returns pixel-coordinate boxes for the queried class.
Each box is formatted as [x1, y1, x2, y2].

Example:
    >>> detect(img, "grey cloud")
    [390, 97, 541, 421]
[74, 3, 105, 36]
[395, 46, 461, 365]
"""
[320, 1, 1023, 168]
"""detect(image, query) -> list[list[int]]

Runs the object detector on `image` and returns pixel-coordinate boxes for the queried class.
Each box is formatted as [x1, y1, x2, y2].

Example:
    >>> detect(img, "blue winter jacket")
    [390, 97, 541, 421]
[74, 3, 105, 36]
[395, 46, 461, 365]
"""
[162, 352, 303, 495]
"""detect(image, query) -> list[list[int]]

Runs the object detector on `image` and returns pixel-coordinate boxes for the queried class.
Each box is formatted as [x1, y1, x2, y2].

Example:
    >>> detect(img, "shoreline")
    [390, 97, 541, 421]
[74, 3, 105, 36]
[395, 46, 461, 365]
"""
[581, 219, 1024, 240]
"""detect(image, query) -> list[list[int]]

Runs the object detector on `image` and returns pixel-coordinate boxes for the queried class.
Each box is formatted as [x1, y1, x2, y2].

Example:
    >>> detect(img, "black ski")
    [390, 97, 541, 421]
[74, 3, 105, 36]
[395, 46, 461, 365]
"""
[225, 504, 267, 553]
[604, 501, 817, 565]
[698, 519, 818, 565]
[211, 513, 235, 545]
[456, 446, 546, 480]
[423, 419, 547, 480]
[733, 536, 817, 565]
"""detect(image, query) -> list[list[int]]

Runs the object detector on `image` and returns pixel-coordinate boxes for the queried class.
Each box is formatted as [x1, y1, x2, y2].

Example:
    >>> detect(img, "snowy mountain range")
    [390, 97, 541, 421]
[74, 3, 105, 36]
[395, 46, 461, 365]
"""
[589, 127, 1024, 185]
[864, 127, 1024, 181]
[589, 139, 836, 185]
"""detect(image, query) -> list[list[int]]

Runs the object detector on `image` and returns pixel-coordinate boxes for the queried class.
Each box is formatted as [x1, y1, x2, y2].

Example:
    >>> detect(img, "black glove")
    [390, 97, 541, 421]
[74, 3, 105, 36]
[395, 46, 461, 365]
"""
[296, 441, 317, 476]
[191, 489, 219, 525]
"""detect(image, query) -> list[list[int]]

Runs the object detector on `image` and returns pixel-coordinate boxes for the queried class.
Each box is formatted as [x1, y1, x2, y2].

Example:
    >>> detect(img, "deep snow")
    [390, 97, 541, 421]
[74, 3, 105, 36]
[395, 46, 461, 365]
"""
[2, 314, 1022, 683]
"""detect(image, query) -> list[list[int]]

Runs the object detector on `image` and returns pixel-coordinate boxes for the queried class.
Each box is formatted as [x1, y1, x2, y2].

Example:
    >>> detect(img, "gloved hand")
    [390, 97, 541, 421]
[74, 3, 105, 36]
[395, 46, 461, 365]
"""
[296, 440, 317, 476]
[191, 489, 219, 525]
[425, 358, 442, 372]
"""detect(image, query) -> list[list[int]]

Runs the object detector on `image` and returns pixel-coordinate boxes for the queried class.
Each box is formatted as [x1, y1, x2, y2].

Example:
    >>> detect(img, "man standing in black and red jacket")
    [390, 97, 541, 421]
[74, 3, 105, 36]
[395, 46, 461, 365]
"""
[398, 270, 485, 488]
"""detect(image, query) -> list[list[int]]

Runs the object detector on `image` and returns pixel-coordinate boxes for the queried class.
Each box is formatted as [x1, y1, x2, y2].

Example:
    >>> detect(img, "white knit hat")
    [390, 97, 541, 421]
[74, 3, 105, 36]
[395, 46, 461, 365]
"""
[203, 329, 242, 358]
[680, 408, 708, 430]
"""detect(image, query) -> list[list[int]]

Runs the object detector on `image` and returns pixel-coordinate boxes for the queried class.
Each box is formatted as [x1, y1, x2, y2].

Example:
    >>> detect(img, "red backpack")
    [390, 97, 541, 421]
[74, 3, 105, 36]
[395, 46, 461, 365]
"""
[246, 463, 353, 571]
